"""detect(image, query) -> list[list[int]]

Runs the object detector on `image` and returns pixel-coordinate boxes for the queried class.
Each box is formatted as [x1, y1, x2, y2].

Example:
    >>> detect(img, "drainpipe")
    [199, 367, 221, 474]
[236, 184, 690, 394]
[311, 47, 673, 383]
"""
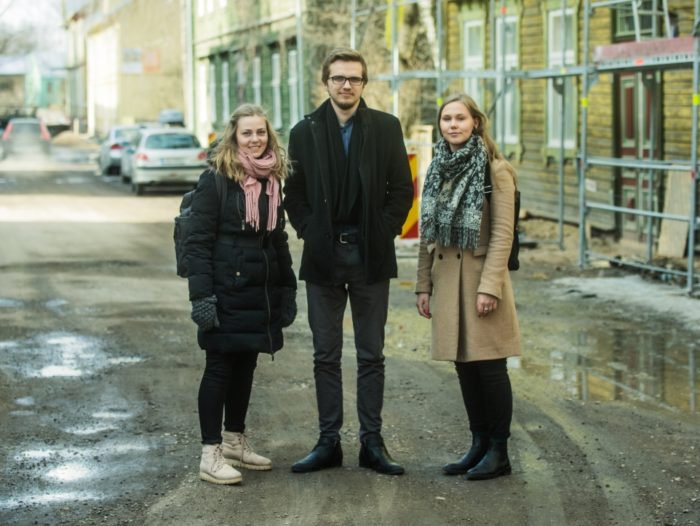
[296, 0, 305, 115]
[184, 0, 195, 130]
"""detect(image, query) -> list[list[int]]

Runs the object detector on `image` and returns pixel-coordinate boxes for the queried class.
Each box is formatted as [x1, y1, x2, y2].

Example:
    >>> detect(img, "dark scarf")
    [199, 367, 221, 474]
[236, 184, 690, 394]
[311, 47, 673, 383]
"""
[319, 98, 363, 224]
[420, 134, 488, 249]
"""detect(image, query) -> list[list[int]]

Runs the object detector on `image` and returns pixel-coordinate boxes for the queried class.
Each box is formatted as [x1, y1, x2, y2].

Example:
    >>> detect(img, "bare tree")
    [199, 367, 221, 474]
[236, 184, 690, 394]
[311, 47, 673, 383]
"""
[0, 23, 38, 55]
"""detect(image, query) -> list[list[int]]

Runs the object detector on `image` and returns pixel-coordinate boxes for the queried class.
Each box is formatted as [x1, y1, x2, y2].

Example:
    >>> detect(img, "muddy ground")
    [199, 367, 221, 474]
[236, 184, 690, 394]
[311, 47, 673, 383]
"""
[0, 160, 698, 525]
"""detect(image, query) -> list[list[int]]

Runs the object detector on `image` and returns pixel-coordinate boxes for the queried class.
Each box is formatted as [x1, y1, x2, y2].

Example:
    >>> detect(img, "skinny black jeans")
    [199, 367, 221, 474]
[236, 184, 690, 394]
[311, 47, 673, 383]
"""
[198, 350, 258, 445]
[455, 358, 512, 442]
[306, 257, 389, 442]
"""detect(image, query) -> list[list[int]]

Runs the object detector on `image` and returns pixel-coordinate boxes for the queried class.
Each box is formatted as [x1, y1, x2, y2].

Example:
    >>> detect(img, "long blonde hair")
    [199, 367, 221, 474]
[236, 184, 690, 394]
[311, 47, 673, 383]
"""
[211, 104, 289, 182]
[437, 93, 502, 162]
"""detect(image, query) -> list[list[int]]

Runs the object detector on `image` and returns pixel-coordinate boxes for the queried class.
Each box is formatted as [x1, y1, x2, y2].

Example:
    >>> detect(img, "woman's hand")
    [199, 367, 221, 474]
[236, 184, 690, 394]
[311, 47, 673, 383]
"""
[416, 293, 432, 319]
[476, 293, 498, 318]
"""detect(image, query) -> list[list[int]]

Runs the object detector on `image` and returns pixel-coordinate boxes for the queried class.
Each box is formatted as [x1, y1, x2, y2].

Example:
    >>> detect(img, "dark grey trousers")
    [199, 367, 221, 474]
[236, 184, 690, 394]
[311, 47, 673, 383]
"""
[306, 261, 390, 441]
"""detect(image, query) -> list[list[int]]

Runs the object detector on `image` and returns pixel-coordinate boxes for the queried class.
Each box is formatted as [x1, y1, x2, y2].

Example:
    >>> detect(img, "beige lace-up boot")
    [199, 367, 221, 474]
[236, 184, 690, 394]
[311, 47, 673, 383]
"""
[221, 431, 272, 471]
[199, 444, 243, 484]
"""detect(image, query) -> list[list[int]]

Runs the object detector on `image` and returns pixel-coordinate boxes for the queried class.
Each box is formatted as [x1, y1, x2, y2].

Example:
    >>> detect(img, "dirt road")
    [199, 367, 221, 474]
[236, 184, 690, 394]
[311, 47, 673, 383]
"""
[0, 162, 698, 525]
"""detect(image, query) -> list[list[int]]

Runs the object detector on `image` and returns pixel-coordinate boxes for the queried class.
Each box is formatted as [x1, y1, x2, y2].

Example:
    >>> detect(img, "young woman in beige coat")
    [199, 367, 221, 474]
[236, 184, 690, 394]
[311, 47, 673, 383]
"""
[415, 93, 521, 481]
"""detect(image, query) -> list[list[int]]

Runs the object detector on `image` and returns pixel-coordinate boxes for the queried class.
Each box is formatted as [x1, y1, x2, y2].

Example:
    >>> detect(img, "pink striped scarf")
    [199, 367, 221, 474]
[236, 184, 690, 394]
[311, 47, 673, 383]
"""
[238, 150, 280, 231]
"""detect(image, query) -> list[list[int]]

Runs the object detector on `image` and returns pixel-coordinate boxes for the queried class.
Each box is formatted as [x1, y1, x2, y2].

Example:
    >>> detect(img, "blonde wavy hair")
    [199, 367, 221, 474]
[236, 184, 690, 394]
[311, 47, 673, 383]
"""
[211, 104, 289, 182]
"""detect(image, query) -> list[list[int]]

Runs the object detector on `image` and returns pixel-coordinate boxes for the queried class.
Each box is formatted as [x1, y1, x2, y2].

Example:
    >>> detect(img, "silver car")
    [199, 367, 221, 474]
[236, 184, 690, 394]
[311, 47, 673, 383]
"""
[1, 117, 51, 159]
[120, 128, 208, 195]
[98, 125, 143, 175]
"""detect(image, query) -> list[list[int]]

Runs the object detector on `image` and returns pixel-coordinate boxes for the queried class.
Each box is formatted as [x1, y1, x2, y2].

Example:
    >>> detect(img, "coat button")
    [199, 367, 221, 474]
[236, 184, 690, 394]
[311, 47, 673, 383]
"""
[438, 254, 443, 260]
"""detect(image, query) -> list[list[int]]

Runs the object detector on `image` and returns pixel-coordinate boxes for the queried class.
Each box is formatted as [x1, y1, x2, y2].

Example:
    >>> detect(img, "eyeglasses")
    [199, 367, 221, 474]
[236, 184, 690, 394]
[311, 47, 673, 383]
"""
[329, 75, 365, 86]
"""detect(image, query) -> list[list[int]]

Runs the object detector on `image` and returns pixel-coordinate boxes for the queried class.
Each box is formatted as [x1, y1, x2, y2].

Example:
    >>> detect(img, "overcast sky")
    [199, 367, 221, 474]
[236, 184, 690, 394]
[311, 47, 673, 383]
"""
[1, 0, 65, 52]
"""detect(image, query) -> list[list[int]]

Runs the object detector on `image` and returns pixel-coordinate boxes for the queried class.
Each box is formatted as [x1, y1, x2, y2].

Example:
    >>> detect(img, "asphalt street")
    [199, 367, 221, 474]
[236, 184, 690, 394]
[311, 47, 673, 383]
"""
[0, 157, 698, 526]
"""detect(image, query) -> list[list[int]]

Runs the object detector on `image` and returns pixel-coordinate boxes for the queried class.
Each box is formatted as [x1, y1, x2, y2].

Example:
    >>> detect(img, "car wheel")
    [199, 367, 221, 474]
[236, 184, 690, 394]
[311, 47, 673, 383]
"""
[121, 173, 131, 183]
[132, 183, 144, 196]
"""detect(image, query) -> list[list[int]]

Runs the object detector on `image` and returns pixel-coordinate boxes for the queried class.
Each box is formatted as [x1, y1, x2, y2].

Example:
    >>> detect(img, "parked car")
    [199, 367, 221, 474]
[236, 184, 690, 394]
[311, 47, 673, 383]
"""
[120, 128, 208, 195]
[158, 109, 185, 127]
[98, 124, 158, 175]
[1, 117, 51, 159]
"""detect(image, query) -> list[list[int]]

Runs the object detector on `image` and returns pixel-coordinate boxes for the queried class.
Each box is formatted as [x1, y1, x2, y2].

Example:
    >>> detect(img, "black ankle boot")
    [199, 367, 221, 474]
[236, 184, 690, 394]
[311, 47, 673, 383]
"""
[443, 434, 488, 475]
[359, 435, 404, 475]
[291, 436, 343, 473]
[465, 440, 511, 480]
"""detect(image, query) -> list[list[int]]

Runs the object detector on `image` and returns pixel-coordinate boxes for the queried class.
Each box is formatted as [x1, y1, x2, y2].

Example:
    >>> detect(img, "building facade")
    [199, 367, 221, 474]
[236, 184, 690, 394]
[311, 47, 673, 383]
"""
[443, 0, 698, 237]
[64, 0, 185, 137]
[189, 0, 308, 144]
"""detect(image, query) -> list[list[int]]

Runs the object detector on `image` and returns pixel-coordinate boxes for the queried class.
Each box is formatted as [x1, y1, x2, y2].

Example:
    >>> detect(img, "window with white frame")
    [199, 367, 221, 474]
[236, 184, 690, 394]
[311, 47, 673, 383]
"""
[209, 62, 217, 124]
[462, 20, 483, 105]
[206, 0, 214, 13]
[252, 56, 261, 106]
[547, 8, 576, 149]
[614, 0, 655, 39]
[235, 54, 246, 106]
[494, 15, 519, 145]
[221, 59, 230, 121]
[197, 0, 204, 17]
[219, 0, 227, 7]
[271, 52, 282, 128]
[287, 49, 300, 126]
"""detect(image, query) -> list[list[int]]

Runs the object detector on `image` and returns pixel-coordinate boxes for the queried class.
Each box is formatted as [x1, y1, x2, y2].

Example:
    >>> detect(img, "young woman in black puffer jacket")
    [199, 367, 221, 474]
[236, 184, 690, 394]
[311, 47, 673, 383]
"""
[185, 104, 296, 485]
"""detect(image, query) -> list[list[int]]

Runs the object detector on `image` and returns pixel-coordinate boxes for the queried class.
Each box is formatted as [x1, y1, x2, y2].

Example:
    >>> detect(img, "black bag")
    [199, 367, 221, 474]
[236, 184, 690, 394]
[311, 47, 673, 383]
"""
[484, 162, 520, 271]
[174, 173, 227, 278]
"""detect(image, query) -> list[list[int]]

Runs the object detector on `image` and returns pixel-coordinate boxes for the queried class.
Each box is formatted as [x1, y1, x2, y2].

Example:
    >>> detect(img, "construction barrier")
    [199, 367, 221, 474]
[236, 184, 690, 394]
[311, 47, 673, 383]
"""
[400, 153, 419, 239]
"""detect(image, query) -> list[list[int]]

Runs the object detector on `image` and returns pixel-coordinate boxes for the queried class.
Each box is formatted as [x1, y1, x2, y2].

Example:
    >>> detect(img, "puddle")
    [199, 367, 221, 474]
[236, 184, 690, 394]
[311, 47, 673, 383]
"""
[9, 410, 36, 417]
[522, 326, 699, 413]
[107, 356, 144, 365]
[92, 410, 133, 419]
[14, 396, 35, 406]
[0, 491, 101, 509]
[46, 463, 93, 482]
[63, 423, 118, 435]
[1, 439, 157, 513]
[37, 365, 82, 378]
[0, 331, 144, 379]
[16, 450, 54, 460]
[45, 298, 69, 314]
[0, 298, 24, 308]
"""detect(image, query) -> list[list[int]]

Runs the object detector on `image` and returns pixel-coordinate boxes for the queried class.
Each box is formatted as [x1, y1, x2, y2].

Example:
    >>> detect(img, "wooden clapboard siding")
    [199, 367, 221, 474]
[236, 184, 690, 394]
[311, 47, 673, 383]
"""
[444, 0, 697, 227]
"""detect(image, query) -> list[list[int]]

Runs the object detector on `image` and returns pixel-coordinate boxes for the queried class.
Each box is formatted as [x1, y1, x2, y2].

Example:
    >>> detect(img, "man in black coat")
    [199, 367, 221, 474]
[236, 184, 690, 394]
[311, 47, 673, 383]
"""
[284, 48, 413, 475]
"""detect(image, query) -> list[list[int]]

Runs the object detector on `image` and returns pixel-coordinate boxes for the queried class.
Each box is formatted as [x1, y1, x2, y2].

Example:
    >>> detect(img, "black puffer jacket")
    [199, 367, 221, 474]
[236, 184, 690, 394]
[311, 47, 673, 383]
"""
[185, 169, 296, 354]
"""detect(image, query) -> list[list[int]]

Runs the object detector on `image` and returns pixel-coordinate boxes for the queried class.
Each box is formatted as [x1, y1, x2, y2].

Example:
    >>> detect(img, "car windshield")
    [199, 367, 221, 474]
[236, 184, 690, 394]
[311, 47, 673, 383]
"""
[114, 128, 140, 143]
[145, 134, 200, 149]
[12, 122, 41, 135]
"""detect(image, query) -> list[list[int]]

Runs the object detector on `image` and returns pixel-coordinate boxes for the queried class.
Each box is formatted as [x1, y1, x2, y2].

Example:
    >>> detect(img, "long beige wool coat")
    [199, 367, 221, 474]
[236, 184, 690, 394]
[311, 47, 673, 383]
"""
[415, 158, 522, 362]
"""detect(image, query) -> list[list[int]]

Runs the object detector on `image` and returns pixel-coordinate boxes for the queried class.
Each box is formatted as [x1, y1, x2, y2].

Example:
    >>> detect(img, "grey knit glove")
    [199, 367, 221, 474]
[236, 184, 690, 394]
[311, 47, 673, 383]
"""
[191, 295, 220, 331]
[280, 288, 297, 328]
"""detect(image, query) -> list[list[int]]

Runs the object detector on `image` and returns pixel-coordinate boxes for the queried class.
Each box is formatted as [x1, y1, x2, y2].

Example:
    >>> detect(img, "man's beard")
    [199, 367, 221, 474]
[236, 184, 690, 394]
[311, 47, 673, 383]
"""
[331, 95, 357, 110]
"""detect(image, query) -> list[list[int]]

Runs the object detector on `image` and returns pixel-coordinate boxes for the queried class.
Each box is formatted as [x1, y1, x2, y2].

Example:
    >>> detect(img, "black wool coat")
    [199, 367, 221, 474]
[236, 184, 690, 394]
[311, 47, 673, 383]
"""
[283, 99, 414, 285]
[185, 169, 296, 354]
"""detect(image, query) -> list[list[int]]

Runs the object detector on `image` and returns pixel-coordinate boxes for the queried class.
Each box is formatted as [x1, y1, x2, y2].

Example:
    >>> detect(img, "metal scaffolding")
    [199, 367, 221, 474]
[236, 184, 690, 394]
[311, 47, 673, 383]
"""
[578, 0, 700, 294]
[350, 0, 700, 293]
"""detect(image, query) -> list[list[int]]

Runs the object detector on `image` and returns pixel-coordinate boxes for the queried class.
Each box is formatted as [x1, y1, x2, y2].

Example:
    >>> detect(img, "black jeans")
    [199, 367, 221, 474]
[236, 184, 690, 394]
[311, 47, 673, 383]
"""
[306, 253, 390, 441]
[198, 350, 258, 445]
[455, 358, 512, 441]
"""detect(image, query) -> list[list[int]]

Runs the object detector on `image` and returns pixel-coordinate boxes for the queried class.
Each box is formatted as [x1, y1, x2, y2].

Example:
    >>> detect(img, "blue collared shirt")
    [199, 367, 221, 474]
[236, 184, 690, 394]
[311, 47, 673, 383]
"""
[340, 118, 354, 155]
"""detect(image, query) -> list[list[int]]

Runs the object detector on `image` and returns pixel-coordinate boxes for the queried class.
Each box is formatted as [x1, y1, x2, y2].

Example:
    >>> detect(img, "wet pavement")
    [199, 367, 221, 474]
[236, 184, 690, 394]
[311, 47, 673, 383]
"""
[1, 159, 698, 525]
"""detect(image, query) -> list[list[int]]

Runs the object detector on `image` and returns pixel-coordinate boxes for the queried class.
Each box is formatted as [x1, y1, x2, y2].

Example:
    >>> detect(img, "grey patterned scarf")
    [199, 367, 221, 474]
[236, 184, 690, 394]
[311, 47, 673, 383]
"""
[420, 134, 488, 249]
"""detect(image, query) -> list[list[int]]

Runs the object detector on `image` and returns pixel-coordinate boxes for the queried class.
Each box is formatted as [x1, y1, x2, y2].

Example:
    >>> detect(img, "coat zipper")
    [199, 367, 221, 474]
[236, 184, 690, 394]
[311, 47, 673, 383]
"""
[262, 249, 274, 360]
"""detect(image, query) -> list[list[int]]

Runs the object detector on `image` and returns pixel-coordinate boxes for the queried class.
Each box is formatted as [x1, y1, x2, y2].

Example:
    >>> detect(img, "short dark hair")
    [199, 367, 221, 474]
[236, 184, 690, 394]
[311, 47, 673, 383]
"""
[321, 47, 368, 84]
